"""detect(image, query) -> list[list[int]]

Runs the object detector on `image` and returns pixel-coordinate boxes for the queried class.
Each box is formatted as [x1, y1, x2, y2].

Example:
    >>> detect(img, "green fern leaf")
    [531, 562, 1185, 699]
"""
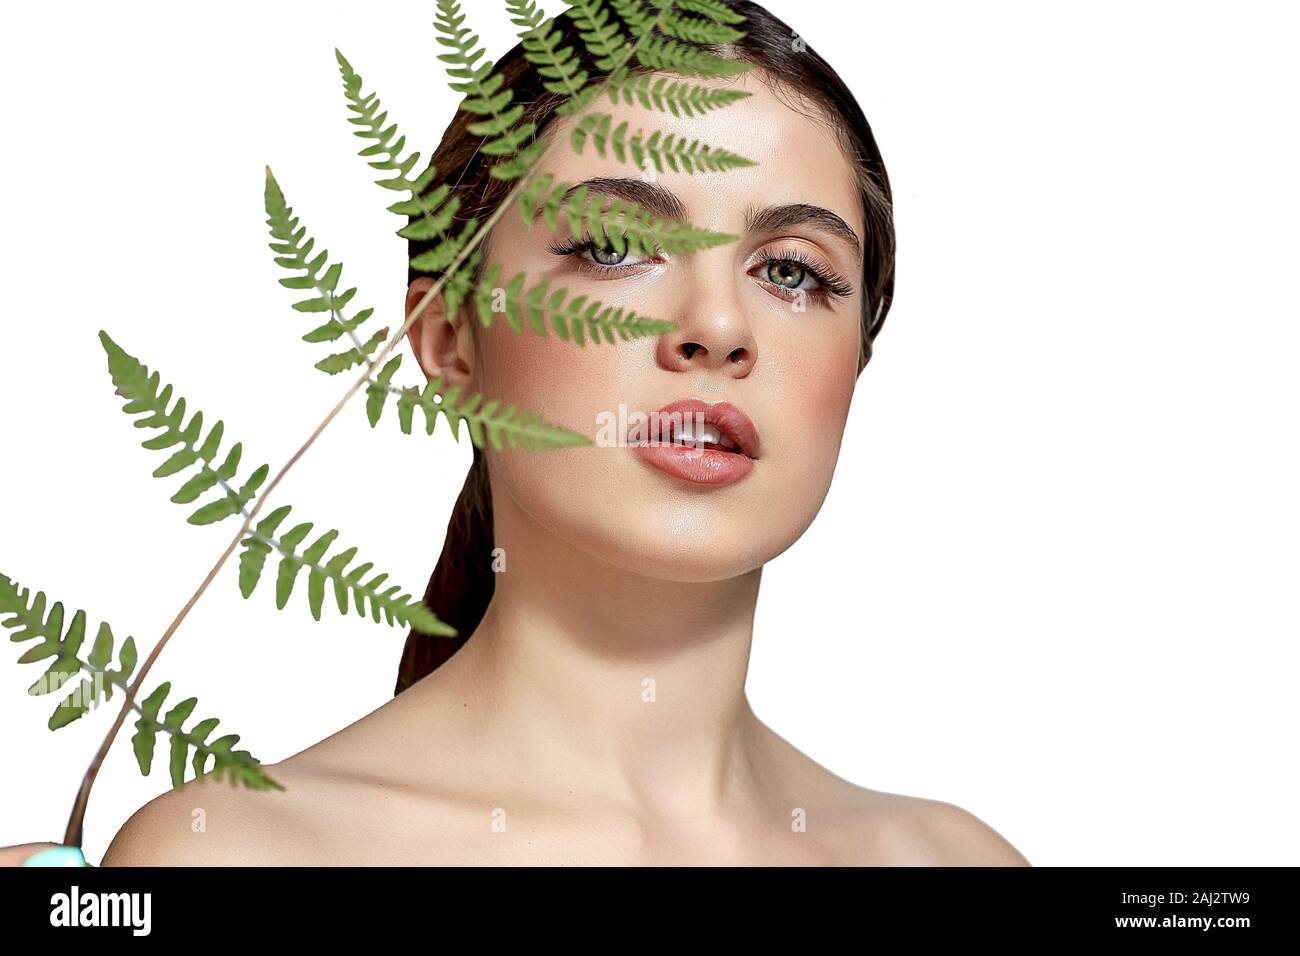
[466, 263, 675, 343]
[365, 356, 404, 427]
[673, 0, 746, 25]
[607, 0, 659, 36]
[386, 376, 594, 452]
[659, 11, 745, 44]
[334, 49, 465, 242]
[129, 680, 282, 791]
[131, 682, 169, 775]
[570, 111, 754, 173]
[603, 65, 750, 117]
[265, 168, 388, 378]
[635, 32, 749, 77]
[0, 574, 278, 789]
[334, 49, 424, 185]
[235, 506, 454, 636]
[435, 0, 538, 159]
[507, 0, 590, 101]
[409, 217, 482, 273]
[565, 0, 630, 71]
[100, 331, 269, 526]
[0, 575, 138, 730]
[313, 326, 389, 376]
[520, 173, 738, 257]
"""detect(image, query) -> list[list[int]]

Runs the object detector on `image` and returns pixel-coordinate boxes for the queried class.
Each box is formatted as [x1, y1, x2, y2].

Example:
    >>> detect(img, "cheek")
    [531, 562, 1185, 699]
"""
[772, 316, 860, 475]
[476, 323, 629, 425]
[473, 323, 639, 537]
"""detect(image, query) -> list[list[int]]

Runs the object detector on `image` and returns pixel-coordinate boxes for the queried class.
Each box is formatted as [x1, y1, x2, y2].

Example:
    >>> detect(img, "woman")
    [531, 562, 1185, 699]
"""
[83, 0, 1028, 866]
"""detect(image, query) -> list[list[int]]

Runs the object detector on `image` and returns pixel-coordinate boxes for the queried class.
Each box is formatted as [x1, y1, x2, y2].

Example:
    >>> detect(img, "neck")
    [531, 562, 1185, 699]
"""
[423, 483, 768, 817]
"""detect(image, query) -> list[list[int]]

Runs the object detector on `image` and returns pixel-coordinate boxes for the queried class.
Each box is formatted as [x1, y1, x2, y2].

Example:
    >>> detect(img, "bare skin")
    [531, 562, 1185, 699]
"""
[91, 68, 1030, 867]
[0, 843, 61, 866]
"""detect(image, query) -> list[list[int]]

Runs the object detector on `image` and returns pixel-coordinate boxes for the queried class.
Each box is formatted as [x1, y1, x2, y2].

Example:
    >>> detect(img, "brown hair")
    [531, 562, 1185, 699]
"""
[394, 0, 896, 695]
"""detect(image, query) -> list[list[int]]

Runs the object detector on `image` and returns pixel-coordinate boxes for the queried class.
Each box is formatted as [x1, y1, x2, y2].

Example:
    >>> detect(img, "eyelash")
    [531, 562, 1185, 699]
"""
[546, 234, 856, 306]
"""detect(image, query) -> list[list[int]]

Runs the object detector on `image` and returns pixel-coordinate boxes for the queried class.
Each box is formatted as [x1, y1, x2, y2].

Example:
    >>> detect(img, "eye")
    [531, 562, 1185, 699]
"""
[765, 259, 809, 290]
[749, 247, 855, 304]
[591, 244, 628, 266]
[547, 234, 663, 276]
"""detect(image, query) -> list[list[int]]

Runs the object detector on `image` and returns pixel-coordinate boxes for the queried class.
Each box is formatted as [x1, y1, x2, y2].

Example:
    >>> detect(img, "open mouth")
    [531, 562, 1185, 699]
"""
[629, 398, 760, 486]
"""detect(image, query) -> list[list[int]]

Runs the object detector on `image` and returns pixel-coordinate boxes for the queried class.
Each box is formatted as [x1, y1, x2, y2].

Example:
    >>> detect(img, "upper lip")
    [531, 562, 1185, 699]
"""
[642, 398, 761, 459]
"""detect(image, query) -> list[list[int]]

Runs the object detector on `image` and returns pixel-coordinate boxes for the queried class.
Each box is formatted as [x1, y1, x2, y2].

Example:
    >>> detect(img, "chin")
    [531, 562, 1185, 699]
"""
[504, 476, 822, 584]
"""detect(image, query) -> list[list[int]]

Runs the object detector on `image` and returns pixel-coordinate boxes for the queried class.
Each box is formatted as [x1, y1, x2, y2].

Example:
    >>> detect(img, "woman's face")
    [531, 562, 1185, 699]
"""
[411, 69, 866, 582]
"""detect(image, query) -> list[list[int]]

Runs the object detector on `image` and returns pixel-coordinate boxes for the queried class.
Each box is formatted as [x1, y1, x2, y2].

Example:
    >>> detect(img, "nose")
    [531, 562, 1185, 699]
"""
[655, 310, 757, 378]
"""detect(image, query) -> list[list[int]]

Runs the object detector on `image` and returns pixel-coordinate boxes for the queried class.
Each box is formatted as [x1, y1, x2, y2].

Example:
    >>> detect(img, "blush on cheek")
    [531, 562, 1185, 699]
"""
[476, 325, 624, 434]
[787, 331, 858, 431]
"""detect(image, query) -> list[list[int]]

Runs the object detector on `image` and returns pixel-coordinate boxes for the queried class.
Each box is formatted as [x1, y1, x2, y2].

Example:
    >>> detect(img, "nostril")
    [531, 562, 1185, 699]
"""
[681, 342, 704, 360]
[728, 347, 750, 365]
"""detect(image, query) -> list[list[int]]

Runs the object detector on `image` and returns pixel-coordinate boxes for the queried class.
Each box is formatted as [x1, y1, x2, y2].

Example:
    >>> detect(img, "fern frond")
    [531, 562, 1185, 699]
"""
[409, 217, 483, 274]
[434, 0, 542, 177]
[265, 168, 389, 377]
[334, 49, 429, 190]
[659, 10, 745, 44]
[507, 0, 590, 101]
[674, 0, 746, 25]
[565, 0, 631, 71]
[0, 574, 136, 730]
[131, 681, 283, 791]
[635, 32, 750, 77]
[519, 172, 738, 258]
[334, 48, 467, 249]
[0, 574, 279, 790]
[553, 0, 671, 117]
[603, 65, 750, 117]
[100, 332, 269, 526]
[312, 325, 390, 376]
[235, 504, 454, 637]
[608, 0, 659, 35]
[364, 355, 592, 451]
[467, 264, 676, 343]
[570, 112, 754, 173]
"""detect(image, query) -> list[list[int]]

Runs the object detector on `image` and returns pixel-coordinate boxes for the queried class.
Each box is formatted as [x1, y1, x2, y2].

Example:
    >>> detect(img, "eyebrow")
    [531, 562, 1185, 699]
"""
[744, 202, 863, 262]
[550, 177, 863, 261]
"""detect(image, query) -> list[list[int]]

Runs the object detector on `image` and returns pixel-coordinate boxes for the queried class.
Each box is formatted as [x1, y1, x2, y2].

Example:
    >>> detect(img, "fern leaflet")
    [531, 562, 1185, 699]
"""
[673, 0, 746, 25]
[131, 681, 283, 791]
[236, 504, 454, 637]
[0, 574, 279, 790]
[364, 354, 592, 451]
[519, 172, 738, 258]
[264, 168, 390, 377]
[570, 112, 754, 173]
[435, 0, 548, 180]
[100, 332, 269, 526]
[602, 65, 750, 117]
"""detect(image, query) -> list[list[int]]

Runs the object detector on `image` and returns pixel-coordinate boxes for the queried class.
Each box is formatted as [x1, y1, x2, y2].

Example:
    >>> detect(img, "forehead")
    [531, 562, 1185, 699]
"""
[535, 68, 864, 243]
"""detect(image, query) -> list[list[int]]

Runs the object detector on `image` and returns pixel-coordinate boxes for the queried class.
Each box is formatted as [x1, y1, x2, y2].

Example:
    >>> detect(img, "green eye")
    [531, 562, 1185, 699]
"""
[591, 243, 627, 266]
[766, 259, 806, 289]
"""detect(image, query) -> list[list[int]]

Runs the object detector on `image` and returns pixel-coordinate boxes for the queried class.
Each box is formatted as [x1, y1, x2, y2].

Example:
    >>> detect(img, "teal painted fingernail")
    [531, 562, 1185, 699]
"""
[22, 845, 91, 867]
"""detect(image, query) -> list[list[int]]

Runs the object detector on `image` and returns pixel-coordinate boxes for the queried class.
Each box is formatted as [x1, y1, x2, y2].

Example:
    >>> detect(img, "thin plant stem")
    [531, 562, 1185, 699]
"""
[61, 9, 669, 850]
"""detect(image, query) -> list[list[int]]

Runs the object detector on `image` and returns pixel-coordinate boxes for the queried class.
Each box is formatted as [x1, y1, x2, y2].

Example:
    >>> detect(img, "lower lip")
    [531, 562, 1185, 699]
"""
[632, 441, 755, 485]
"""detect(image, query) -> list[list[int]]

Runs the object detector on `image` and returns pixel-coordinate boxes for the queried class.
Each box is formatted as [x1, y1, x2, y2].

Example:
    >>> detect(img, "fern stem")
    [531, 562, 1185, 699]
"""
[63, 0, 675, 851]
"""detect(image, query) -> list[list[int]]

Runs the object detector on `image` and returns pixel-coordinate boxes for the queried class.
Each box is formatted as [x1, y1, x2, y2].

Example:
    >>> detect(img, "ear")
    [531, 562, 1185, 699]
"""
[405, 276, 475, 387]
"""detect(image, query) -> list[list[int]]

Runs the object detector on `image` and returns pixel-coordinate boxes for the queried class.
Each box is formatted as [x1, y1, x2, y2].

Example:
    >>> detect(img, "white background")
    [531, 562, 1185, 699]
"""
[2, 1, 1297, 866]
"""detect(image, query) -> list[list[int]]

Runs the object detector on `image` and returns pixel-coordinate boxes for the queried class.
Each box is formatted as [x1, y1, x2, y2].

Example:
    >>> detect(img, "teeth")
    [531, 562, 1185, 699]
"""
[672, 422, 737, 450]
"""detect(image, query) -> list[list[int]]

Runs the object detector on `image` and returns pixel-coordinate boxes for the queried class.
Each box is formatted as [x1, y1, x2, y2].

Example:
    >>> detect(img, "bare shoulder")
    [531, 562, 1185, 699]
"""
[751, 718, 1030, 866]
[99, 761, 327, 867]
[842, 786, 1032, 866]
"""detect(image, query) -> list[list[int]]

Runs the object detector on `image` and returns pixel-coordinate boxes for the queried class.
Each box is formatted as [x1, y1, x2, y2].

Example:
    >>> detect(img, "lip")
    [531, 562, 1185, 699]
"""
[630, 398, 760, 486]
